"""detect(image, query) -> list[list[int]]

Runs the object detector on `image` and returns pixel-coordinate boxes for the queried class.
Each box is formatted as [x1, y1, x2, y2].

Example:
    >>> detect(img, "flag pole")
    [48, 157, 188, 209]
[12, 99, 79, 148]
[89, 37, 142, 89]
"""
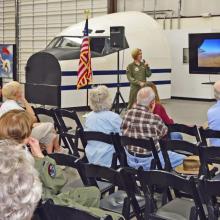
[84, 9, 90, 109]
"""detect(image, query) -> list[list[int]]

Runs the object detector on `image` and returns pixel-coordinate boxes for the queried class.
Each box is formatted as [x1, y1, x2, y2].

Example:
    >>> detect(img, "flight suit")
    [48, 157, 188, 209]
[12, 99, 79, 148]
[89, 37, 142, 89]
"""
[126, 62, 152, 109]
[35, 156, 123, 220]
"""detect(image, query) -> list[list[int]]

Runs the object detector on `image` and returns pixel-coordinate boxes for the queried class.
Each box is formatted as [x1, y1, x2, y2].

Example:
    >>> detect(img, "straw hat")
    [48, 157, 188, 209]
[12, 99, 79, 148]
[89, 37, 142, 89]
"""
[175, 155, 214, 175]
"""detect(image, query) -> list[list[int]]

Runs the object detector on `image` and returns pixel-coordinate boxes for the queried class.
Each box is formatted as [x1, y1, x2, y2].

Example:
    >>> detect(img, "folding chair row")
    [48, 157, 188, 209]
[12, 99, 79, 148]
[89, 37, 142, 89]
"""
[168, 123, 220, 148]
[35, 200, 115, 220]
[48, 153, 114, 197]
[41, 152, 220, 220]
[33, 107, 220, 179]
[80, 162, 209, 220]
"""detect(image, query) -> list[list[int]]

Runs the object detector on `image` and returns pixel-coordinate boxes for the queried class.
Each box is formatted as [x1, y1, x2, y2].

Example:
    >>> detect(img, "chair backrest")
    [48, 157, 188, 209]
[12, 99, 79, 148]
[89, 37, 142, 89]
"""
[111, 133, 128, 167]
[54, 108, 83, 133]
[53, 108, 86, 156]
[36, 200, 113, 220]
[137, 169, 206, 220]
[84, 131, 118, 169]
[199, 177, 220, 220]
[120, 135, 162, 170]
[199, 127, 220, 146]
[80, 163, 143, 220]
[167, 123, 201, 143]
[84, 131, 113, 145]
[159, 139, 200, 171]
[33, 107, 56, 124]
[199, 146, 220, 178]
[80, 163, 124, 188]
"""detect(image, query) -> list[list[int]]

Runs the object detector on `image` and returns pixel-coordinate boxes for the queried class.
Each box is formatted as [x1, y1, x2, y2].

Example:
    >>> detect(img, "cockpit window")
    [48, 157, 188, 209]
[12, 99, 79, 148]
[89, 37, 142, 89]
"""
[47, 37, 82, 49]
[46, 36, 129, 59]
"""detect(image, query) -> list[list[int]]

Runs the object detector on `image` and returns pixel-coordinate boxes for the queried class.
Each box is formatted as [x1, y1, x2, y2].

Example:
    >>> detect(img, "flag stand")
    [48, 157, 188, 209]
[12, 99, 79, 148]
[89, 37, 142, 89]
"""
[111, 50, 126, 114]
[86, 84, 89, 108]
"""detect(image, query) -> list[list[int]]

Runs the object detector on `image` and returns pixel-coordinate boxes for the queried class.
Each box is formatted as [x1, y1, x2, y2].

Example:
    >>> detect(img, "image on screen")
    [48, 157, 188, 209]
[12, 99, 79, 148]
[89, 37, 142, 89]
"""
[198, 39, 220, 67]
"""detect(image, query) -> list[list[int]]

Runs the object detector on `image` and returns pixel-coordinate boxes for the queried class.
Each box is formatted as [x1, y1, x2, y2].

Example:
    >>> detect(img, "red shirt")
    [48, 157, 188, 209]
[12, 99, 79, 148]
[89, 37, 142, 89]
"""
[153, 103, 174, 125]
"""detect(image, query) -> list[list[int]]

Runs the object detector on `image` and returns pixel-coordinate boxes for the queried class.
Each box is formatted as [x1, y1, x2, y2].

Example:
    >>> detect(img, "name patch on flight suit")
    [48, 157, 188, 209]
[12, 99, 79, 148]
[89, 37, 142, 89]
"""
[48, 164, 56, 177]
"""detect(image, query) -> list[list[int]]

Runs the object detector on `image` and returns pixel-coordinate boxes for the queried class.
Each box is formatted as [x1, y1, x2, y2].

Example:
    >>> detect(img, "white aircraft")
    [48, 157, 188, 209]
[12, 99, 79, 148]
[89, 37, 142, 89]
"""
[26, 11, 171, 108]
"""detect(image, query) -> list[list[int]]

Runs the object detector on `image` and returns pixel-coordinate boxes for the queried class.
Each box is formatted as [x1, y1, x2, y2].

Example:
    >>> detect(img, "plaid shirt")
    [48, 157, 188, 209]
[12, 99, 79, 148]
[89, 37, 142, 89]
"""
[121, 104, 168, 155]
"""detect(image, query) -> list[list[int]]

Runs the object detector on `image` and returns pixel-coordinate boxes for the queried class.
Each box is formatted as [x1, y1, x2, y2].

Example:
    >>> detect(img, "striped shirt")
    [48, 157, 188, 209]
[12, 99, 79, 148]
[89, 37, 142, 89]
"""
[121, 104, 168, 155]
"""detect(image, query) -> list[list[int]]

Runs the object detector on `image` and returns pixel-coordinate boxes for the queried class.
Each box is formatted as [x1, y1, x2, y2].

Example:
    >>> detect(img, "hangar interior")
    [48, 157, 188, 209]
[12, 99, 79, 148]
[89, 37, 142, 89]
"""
[2, 1, 220, 220]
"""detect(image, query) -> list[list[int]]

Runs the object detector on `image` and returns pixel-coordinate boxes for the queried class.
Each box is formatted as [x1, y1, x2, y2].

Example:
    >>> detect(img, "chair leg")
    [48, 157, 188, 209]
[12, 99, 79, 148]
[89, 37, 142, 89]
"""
[122, 197, 131, 220]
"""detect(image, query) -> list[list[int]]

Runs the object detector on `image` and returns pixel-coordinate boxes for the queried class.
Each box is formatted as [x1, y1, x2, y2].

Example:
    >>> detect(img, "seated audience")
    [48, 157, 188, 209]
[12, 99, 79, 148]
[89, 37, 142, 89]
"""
[121, 87, 185, 170]
[85, 85, 122, 167]
[0, 141, 42, 220]
[207, 80, 220, 146]
[146, 82, 183, 140]
[0, 110, 122, 220]
[0, 81, 66, 154]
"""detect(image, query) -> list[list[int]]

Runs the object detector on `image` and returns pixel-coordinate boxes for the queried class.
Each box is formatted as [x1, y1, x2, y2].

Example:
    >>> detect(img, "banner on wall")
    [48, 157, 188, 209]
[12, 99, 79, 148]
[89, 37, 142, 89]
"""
[0, 44, 16, 79]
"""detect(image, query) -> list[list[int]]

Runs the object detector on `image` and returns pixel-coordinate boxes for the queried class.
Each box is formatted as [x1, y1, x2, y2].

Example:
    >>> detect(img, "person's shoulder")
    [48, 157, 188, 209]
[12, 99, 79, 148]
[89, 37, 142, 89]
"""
[103, 111, 121, 120]
[127, 62, 134, 69]
[154, 103, 163, 110]
[2, 99, 21, 108]
[152, 111, 165, 123]
[208, 103, 220, 114]
[86, 111, 94, 118]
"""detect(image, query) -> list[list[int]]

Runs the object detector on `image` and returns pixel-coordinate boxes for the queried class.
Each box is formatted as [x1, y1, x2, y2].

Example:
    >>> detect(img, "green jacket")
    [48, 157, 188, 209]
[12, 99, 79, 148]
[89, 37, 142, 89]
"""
[126, 61, 152, 109]
[126, 61, 152, 87]
[35, 156, 123, 220]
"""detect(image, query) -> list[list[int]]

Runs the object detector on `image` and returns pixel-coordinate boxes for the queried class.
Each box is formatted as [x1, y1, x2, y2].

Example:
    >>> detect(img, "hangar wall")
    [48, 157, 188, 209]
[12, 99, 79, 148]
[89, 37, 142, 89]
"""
[117, 0, 220, 17]
[1, 0, 220, 101]
[0, 0, 108, 84]
[157, 17, 220, 99]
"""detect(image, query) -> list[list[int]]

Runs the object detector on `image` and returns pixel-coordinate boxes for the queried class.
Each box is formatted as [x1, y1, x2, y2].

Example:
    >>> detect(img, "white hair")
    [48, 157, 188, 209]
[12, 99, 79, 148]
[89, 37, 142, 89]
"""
[137, 87, 155, 107]
[89, 85, 112, 112]
[0, 141, 42, 220]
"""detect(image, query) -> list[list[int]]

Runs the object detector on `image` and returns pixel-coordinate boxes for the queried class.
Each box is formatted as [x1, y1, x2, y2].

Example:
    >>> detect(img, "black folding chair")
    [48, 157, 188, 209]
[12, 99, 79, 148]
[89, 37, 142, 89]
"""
[137, 169, 206, 220]
[111, 133, 128, 168]
[119, 135, 162, 170]
[83, 131, 119, 195]
[159, 139, 200, 173]
[35, 200, 114, 220]
[33, 107, 57, 124]
[53, 108, 86, 157]
[199, 146, 220, 180]
[199, 127, 220, 146]
[167, 123, 201, 143]
[199, 176, 220, 220]
[80, 163, 145, 220]
[84, 131, 118, 169]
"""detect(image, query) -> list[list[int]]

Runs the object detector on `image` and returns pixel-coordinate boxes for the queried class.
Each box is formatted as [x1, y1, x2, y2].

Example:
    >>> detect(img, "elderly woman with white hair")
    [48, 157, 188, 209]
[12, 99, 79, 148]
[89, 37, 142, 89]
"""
[0, 81, 67, 154]
[0, 142, 42, 220]
[85, 85, 122, 167]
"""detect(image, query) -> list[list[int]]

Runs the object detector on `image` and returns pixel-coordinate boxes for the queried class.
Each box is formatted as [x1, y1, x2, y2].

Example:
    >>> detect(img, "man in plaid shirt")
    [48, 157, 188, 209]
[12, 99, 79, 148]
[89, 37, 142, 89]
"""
[121, 87, 185, 170]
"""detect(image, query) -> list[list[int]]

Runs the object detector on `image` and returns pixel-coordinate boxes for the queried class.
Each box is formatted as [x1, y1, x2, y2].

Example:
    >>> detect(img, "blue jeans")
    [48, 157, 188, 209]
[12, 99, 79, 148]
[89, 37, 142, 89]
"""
[125, 149, 186, 171]
[170, 132, 183, 140]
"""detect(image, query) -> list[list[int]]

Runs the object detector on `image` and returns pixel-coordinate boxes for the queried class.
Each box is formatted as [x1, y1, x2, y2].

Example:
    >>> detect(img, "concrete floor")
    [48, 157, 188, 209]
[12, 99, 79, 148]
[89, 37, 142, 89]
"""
[77, 99, 215, 127]
[161, 99, 214, 126]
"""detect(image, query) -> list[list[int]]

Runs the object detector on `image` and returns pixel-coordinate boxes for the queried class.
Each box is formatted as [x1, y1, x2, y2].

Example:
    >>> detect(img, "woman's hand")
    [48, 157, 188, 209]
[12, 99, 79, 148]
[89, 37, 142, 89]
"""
[139, 81, 146, 87]
[28, 137, 44, 158]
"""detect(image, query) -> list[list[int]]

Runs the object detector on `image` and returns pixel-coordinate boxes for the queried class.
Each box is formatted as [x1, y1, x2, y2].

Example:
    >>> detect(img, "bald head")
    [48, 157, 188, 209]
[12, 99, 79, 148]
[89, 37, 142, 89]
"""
[214, 81, 220, 100]
[137, 87, 155, 107]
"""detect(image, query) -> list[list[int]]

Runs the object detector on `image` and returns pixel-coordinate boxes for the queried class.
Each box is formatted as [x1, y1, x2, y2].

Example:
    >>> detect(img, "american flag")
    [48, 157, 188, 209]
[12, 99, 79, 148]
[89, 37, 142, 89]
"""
[77, 18, 92, 89]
